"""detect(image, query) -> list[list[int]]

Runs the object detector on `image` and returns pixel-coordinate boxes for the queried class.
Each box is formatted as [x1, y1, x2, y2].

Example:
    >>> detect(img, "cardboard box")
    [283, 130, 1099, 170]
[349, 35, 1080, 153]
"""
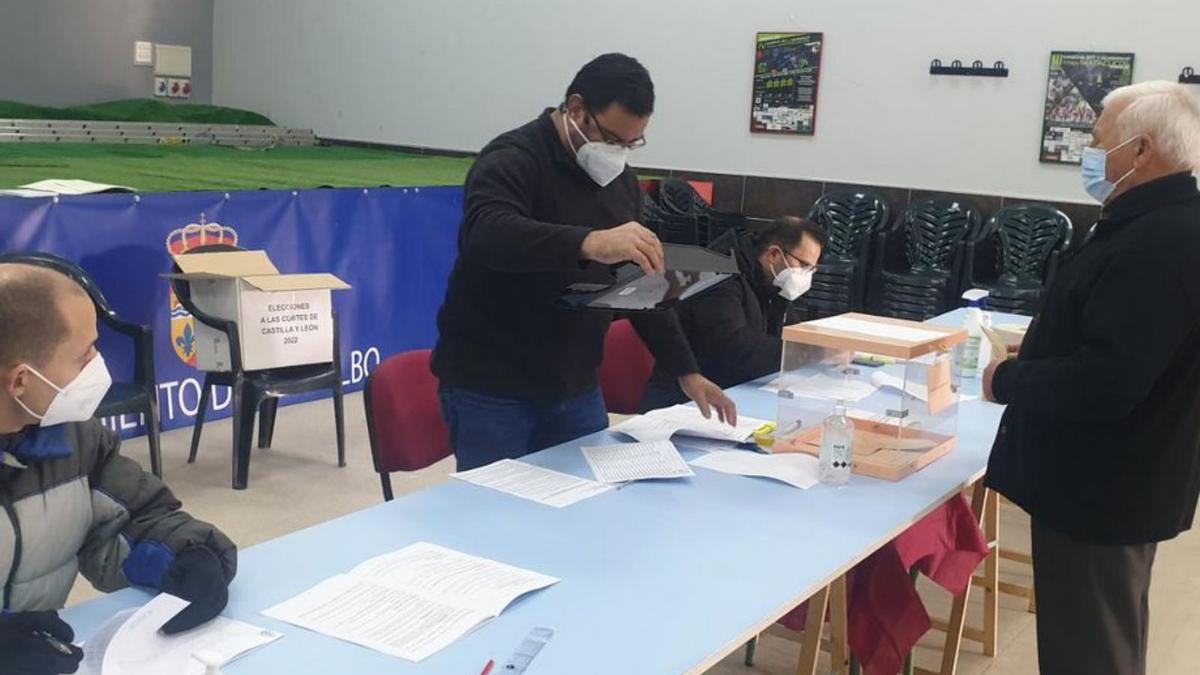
[166, 250, 351, 372]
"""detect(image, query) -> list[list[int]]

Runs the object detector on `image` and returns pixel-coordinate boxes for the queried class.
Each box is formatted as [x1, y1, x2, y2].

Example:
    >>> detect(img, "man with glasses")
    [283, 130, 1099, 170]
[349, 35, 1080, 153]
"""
[432, 53, 736, 471]
[640, 216, 826, 411]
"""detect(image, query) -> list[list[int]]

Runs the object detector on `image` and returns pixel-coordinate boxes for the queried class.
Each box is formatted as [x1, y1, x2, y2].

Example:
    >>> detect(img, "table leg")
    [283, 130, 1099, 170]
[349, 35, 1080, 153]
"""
[983, 490, 1000, 656]
[830, 575, 850, 675]
[795, 584, 831, 675]
[745, 635, 758, 666]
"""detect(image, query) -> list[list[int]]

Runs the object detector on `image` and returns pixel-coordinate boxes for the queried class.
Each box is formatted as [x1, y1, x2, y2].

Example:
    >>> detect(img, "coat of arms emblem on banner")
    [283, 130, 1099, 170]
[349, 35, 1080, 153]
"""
[165, 215, 238, 366]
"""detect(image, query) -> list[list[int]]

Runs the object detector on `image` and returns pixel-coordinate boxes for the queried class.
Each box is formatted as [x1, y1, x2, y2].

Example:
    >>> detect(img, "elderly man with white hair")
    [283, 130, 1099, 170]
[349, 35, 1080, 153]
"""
[984, 81, 1200, 675]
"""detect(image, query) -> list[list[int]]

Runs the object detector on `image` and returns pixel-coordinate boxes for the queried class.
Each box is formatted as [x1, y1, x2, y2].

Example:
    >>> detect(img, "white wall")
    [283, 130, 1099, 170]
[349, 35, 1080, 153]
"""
[213, 0, 1199, 203]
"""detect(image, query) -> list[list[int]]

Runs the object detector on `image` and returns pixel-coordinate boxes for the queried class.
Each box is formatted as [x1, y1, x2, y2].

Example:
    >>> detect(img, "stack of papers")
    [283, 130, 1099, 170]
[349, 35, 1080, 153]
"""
[609, 405, 769, 443]
[451, 459, 611, 507]
[581, 441, 695, 483]
[80, 594, 281, 675]
[762, 372, 878, 401]
[262, 543, 558, 662]
[690, 451, 821, 489]
[0, 179, 135, 198]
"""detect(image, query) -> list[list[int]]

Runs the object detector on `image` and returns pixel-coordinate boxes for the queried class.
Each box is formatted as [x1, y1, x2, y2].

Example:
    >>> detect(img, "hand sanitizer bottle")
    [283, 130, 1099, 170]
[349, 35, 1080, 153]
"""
[820, 400, 853, 485]
[960, 289, 991, 378]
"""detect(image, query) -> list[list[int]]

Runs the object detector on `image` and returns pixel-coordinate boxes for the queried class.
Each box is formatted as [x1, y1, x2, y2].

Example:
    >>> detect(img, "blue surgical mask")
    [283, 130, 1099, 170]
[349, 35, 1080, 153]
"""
[1081, 136, 1139, 203]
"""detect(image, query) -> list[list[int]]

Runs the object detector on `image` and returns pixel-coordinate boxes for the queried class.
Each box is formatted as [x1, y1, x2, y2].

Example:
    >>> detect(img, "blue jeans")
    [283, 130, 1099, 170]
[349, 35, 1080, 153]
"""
[438, 385, 609, 471]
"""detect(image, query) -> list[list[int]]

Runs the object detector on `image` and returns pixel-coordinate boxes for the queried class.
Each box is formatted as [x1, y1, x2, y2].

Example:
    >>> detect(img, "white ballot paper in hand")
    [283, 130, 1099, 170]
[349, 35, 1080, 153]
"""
[261, 542, 558, 662]
[691, 451, 821, 489]
[80, 593, 281, 675]
[451, 459, 612, 507]
[581, 441, 695, 483]
[609, 405, 769, 443]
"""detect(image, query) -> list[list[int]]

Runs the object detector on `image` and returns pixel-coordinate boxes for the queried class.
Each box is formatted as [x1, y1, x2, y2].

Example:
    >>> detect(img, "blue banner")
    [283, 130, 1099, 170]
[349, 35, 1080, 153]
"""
[0, 186, 463, 436]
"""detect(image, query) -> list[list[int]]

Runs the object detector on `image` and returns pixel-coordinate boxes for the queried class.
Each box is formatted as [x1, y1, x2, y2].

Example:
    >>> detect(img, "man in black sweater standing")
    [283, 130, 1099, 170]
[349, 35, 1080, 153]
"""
[983, 81, 1200, 675]
[432, 54, 735, 471]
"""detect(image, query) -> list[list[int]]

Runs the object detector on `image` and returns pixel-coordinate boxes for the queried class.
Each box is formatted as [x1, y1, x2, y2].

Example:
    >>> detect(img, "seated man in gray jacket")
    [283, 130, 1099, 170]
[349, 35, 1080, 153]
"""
[0, 263, 238, 675]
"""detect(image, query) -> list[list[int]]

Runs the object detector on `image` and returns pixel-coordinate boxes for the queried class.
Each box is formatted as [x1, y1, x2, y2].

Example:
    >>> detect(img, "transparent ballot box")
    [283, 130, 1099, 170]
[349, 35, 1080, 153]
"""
[771, 313, 967, 481]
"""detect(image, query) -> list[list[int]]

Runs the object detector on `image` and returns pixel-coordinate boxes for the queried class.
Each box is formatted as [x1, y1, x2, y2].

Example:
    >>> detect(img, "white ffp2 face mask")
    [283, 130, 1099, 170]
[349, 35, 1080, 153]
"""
[15, 353, 113, 427]
[565, 114, 628, 187]
[772, 254, 814, 301]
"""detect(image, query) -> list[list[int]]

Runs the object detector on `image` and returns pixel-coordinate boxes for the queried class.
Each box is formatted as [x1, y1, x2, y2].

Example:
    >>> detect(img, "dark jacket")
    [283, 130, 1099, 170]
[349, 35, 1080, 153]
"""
[986, 172, 1200, 545]
[1, 421, 237, 611]
[641, 231, 791, 410]
[431, 109, 698, 402]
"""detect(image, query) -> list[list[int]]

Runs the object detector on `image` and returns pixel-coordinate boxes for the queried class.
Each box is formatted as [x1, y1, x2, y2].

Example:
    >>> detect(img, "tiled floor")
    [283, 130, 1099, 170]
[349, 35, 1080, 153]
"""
[69, 394, 1200, 674]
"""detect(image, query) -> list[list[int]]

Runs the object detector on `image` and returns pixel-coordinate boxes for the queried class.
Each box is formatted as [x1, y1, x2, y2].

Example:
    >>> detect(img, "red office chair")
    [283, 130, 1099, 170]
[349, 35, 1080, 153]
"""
[363, 350, 452, 501]
[597, 319, 656, 415]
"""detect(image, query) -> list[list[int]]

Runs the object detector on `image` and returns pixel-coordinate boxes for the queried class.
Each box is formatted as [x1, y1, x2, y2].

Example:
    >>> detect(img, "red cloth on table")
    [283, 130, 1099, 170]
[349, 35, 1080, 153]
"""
[777, 495, 988, 675]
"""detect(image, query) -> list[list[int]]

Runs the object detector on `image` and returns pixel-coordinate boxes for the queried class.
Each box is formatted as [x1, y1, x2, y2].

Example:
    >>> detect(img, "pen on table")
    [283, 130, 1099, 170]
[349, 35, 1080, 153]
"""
[35, 630, 75, 656]
[480, 658, 495, 675]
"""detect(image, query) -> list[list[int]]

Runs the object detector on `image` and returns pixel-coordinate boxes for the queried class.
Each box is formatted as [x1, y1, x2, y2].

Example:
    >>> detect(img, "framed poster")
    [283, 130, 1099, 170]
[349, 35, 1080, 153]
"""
[1040, 51, 1135, 164]
[750, 32, 823, 135]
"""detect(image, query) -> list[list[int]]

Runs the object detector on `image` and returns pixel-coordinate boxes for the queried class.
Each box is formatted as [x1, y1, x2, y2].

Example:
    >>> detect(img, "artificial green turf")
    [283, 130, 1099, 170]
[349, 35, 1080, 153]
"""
[0, 143, 474, 192]
[0, 98, 275, 126]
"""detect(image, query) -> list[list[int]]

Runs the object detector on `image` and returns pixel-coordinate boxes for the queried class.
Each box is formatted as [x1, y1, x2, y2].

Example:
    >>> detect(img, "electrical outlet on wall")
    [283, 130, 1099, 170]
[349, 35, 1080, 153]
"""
[154, 77, 169, 97]
[135, 41, 153, 65]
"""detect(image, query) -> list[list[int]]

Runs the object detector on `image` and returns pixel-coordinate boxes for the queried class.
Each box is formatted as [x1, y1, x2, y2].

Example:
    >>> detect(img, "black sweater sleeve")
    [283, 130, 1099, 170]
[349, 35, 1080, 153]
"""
[460, 148, 593, 273]
[629, 310, 700, 378]
[993, 228, 1200, 421]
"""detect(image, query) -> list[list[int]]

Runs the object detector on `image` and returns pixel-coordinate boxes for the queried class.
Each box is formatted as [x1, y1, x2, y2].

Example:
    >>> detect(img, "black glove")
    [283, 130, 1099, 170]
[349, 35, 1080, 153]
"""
[0, 610, 84, 675]
[158, 547, 230, 635]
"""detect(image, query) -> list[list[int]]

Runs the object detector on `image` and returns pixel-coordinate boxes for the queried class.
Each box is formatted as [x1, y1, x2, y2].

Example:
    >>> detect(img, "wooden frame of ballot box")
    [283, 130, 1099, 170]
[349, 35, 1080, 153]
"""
[772, 313, 968, 481]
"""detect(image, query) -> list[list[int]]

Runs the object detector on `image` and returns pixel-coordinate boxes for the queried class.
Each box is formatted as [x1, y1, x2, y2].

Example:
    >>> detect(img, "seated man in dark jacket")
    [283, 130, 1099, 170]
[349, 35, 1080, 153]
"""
[641, 216, 825, 411]
[983, 81, 1200, 675]
[0, 263, 238, 675]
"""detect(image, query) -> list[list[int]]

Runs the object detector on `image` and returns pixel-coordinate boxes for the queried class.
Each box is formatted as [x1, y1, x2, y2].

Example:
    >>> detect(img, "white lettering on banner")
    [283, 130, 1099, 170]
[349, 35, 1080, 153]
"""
[212, 384, 231, 411]
[159, 380, 180, 420]
[99, 345, 381, 432]
[179, 378, 202, 417]
[347, 347, 381, 386]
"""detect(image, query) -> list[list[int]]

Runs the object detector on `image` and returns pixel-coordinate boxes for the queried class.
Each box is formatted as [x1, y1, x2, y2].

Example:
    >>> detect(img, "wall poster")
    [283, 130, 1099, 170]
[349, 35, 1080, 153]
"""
[751, 32, 823, 135]
[1040, 51, 1135, 164]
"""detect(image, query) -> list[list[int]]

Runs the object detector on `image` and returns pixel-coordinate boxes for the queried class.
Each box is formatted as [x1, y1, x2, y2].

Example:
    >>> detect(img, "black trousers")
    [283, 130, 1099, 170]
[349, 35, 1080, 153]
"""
[1031, 519, 1158, 675]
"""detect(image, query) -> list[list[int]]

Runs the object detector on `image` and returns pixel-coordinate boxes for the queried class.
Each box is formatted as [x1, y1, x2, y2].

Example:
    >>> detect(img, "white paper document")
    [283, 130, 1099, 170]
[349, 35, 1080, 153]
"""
[763, 372, 878, 402]
[846, 407, 917, 428]
[451, 459, 612, 507]
[14, 179, 135, 195]
[80, 593, 282, 675]
[691, 451, 820, 489]
[581, 441, 695, 483]
[870, 371, 978, 404]
[609, 404, 769, 443]
[261, 542, 558, 662]
[808, 316, 948, 344]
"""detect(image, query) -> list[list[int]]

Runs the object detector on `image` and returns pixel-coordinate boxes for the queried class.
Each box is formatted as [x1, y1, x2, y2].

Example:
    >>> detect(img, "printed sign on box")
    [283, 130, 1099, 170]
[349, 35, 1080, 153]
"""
[165, 250, 351, 371]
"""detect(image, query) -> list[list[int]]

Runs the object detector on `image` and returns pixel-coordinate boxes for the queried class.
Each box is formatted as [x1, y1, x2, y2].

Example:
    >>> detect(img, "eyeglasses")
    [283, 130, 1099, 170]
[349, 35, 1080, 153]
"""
[588, 108, 647, 149]
[780, 249, 817, 272]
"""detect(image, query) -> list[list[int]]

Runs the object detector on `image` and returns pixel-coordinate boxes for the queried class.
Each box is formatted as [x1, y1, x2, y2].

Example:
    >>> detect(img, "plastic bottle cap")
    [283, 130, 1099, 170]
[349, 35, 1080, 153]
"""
[962, 288, 990, 308]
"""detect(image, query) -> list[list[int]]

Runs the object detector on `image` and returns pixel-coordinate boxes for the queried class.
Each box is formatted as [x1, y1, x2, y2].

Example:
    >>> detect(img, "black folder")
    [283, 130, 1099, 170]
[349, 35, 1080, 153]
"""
[558, 243, 739, 312]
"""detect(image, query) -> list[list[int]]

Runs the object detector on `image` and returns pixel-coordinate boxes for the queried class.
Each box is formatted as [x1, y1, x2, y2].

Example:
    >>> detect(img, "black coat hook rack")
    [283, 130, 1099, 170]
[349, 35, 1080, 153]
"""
[1181, 67, 1200, 84]
[930, 59, 1009, 78]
